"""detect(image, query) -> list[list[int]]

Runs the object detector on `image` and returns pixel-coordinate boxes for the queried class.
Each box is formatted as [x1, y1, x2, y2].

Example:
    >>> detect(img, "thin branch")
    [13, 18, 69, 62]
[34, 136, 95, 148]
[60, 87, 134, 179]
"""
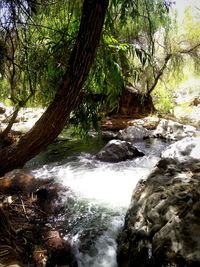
[179, 43, 200, 54]
[147, 53, 171, 95]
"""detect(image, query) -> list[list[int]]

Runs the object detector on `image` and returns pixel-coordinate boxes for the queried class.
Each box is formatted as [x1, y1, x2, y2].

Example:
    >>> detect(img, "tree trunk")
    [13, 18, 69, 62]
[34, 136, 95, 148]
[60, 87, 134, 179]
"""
[0, 108, 19, 143]
[0, 0, 109, 175]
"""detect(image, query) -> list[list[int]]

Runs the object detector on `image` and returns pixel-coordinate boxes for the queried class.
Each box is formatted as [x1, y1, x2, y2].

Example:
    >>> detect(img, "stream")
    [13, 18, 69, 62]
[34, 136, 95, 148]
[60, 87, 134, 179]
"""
[27, 137, 169, 267]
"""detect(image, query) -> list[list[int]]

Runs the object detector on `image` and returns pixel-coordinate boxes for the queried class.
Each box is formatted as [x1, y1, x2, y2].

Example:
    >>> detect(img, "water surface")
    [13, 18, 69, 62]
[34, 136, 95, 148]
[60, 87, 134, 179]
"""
[27, 137, 169, 267]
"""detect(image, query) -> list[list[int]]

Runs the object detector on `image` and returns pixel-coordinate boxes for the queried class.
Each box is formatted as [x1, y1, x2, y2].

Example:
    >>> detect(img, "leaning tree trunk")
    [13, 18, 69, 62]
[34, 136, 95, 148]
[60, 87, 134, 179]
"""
[0, 0, 109, 175]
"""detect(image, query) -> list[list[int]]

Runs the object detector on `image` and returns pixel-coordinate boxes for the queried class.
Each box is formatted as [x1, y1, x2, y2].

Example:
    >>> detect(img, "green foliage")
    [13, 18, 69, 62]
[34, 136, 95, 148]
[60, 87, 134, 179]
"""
[153, 84, 175, 114]
[69, 97, 102, 137]
[0, 0, 82, 107]
[1, 0, 193, 134]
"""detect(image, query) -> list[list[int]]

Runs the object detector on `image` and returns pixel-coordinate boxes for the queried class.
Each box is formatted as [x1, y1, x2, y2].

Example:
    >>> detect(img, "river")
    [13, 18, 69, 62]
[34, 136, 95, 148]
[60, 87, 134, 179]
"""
[27, 137, 169, 267]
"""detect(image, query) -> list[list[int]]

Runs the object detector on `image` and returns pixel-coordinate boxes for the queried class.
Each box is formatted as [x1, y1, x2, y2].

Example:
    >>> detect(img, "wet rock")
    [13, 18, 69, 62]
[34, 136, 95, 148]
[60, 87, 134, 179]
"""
[0, 169, 53, 196]
[117, 142, 200, 266]
[117, 125, 150, 141]
[45, 230, 77, 267]
[153, 119, 197, 140]
[96, 139, 144, 162]
[101, 130, 118, 141]
[35, 183, 70, 216]
[0, 169, 37, 195]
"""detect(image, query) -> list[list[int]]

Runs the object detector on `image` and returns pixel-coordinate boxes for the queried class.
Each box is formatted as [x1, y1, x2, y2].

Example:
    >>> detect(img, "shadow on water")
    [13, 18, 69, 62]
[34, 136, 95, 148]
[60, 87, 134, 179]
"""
[27, 136, 169, 169]
[27, 137, 106, 169]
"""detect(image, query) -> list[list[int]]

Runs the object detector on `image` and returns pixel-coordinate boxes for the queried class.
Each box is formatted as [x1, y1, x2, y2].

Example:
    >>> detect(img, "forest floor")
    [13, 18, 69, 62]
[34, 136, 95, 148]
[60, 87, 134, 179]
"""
[0, 179, 76, 267]
[0, 193, 49, 266]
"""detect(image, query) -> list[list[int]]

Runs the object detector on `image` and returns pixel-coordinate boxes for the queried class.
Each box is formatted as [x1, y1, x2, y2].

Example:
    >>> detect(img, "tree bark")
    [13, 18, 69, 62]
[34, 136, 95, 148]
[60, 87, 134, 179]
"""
[0, 0, 109, 175]
[0, 108, 19, 142]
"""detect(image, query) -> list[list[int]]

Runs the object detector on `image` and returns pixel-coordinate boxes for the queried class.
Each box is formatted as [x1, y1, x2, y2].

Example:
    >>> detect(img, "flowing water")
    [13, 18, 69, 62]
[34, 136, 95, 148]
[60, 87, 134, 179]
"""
[27, 137, 169, 267]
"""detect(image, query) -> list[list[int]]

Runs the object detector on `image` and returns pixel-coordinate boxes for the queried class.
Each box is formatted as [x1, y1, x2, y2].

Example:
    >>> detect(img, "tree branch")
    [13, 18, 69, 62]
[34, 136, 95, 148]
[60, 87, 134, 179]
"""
[147, 53, 171, 95]
[179, 43, 200, 54]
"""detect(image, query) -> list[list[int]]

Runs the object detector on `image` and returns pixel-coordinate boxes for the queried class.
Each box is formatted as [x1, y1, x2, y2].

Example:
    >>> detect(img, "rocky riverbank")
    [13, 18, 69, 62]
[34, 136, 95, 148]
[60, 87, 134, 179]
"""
[1, 101, 200, 267]
[117, 137, 200, 267]
[0, 170, 77, 267]
[0, 103, 45, 134]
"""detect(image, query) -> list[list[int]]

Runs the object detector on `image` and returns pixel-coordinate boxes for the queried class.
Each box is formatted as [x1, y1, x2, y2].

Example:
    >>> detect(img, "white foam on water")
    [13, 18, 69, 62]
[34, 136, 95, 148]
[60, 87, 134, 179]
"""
[32, 150, 161, 267]
[56, 161, 152, 208]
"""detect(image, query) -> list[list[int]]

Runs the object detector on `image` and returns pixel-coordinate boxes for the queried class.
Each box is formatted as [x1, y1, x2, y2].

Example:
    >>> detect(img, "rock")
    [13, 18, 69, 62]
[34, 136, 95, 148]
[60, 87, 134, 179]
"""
[117, 155, 200, 267]
[0, 106, 45, 133]
[161, 137, 200, 163]
[0, 106, 6, 114]
[102, 116, 159, 131]
[0, 263, 25, 267]
[153, 119, 197, 140]
[117, 125, 150, 141]
[118, 86, 156, 116]
[35, 183, 70, 216]
[101, 130, 118, 141]
[191, 96, 200, 106]
[96, 139, 144, 162]
[45, 230, 77, 267]
[0, 169, 37, 195]
[0, 169, 53, 196]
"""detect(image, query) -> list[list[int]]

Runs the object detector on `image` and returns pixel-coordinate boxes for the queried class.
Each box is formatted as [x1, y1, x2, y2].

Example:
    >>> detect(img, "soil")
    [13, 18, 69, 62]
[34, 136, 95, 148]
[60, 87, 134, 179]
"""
[0, 182, 76, 267]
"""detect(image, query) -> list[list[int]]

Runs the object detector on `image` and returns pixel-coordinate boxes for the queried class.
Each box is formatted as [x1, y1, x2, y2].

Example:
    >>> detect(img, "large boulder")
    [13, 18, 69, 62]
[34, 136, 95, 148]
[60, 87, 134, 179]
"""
[161, 137, 200, 163]
[96, 139, 144, 162]
[118, 86, 156, 116]
[153, 119, 197, 140]
[117, 125, 150, 141]
[117, 138, 200, 266]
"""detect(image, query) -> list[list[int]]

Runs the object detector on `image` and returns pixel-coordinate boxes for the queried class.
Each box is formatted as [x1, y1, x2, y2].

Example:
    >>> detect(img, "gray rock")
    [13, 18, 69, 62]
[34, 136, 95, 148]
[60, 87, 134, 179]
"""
[117, 155, 200, 267]
[161, 137, 200, 163]
[117, 125, 150, 141]
[153, 119, 197, 140]
[101, 130, 118, 141]
[96, 139, 144, 162]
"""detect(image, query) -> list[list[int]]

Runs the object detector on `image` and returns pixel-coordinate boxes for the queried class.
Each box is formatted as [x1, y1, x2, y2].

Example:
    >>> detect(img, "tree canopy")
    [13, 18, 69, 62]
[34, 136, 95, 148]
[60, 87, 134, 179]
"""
[0, 0, 199, 173]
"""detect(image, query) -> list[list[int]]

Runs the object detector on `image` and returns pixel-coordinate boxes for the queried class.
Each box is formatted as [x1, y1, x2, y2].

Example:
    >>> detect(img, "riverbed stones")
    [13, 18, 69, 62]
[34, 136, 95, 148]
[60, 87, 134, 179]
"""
[96, 139, 144, 162]
[117, 137, 200, 267]
[0, 103, 45, 133]
[117, 125, 150, 141]
[153, 118, 197, 140]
